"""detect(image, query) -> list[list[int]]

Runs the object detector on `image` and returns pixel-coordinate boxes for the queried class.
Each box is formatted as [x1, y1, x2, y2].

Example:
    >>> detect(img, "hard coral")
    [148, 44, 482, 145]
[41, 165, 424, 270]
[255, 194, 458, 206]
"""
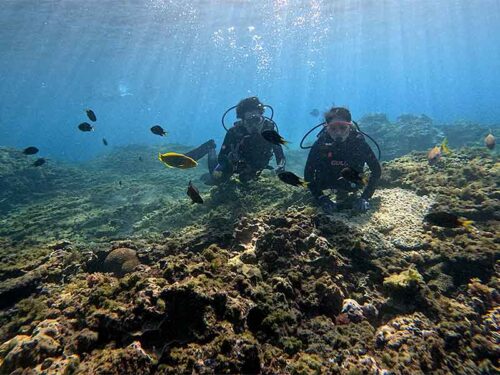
[103, 247, 140, 277]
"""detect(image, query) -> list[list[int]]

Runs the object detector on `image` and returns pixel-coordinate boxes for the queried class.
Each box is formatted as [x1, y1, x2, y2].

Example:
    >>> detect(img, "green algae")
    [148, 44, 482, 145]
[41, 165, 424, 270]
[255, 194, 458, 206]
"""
[384, 268, 424, 291]
[288, 353, 323, 375]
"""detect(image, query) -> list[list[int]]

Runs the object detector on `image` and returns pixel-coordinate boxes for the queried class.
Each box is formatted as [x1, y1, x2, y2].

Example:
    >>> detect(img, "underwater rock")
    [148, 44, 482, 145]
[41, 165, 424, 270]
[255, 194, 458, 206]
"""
[341, 354, 391, 374]
[341, 298, 379, 323]
[74, 328, 99, 354]
[157, 282, 223, 344]
[359, 113, 442, 160]
[76, 341, 154, 375]
[476, 306, 500, 360]
[47, 239, 73, 251]
[374, 313, 446, 373]
[0, 335, 36, 373]
[0, 319, 67, 374]
[233, 216, 267, 251]
[102, 247, 140, 277]
[0, 272, 43, 309]
[239, 249, 257, 265]
[314, 276, 345, 317]
[39, 354, 80, 374]
[0, 249, 79, 309]
[379, 148, 499, 221]
[467, 278, 499, 313]
[241, 264, 262, 282]
[375, 313, 438, 349]
[341, 299, 364, 322]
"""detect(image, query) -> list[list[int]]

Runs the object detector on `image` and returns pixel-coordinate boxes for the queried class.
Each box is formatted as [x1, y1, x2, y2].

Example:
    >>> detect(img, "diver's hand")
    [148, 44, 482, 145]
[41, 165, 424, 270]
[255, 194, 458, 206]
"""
[212, 164, 224, 179]
[274, 165, 285, 175]
[353, 198, 370, 212]
[317, 195, 337, 214]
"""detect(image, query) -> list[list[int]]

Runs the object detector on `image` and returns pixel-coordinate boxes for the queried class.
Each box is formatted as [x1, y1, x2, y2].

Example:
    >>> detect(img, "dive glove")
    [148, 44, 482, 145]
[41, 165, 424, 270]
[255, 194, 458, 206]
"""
[353, 198, 370, 212]
[318, 195, 337, 214]
[274, 165, 285, 174]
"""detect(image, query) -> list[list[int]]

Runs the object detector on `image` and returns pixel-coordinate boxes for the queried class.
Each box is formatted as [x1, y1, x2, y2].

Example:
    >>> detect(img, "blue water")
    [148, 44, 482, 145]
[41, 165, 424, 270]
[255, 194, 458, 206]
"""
[1, 0, 499, 161]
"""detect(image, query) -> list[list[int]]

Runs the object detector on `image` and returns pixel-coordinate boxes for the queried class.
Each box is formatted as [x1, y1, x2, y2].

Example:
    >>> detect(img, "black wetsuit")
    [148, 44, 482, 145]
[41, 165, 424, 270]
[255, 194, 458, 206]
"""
[304, 130, 381, 200]
[218, 120, 285, 181]
[186, 119, 286, 183]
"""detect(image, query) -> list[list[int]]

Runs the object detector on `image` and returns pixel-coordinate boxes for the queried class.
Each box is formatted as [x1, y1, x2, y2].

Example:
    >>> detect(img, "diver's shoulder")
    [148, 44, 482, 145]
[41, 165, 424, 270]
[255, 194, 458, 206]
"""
[228, 122, 243, 133]
[312, 134, 330, 148]
[352, 131, 367, 143]
[262, 119, 276, 131]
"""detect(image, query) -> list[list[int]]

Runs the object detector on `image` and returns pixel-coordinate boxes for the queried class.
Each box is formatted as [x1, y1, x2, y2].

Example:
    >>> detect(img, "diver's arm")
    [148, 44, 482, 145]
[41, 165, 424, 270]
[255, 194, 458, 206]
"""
[360, 141, 381, 200]
[272, 144, 286, 169]
[304, 142, 323, 198]
[217, 129, 236, 164]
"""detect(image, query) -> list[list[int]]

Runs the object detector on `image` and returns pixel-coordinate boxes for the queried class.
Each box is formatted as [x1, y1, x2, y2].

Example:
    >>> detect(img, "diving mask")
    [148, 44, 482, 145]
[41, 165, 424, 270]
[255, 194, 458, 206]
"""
[326, 120, 351, 141]
[243, 111, 264, 132]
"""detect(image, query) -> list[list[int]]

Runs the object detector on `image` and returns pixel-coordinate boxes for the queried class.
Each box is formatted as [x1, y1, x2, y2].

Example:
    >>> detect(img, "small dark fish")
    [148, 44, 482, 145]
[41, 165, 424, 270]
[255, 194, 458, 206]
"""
[33, 158, 46, 167]
[102, 138, 108, 146]
[23, 146, 39, 155]
[119, 180, 122, 186]
[485, 133, 495, 150]
[339, 167, 367, 186]
[139, 156, 143, 162]
[277, 171, 308, 188]
[424, 211, 473, 229]
[187, 181, 203, 204]
[310, 108, 320, 117]
[150, 125, 167, 136]
[86, 109, 97, 122]
[78, 122, 94, 132]
[261, 130, 288, 146]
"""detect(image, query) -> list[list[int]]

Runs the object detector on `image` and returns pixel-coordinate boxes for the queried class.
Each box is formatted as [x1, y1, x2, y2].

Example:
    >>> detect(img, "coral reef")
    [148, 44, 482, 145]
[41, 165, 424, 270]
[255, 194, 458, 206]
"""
[0, 147, 88, 213]
[0, 144, 498, 374]
[358, 113, 499, 160]
[439, 120, 499, 149]
[359, 113, 443, 160]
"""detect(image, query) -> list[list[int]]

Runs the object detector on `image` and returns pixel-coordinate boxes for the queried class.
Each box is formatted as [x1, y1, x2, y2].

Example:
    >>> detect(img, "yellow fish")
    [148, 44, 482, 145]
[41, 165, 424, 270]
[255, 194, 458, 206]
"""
[158, 152, 198, 169]
[440, 138, 451, 155]
[428, 138, 451, 165]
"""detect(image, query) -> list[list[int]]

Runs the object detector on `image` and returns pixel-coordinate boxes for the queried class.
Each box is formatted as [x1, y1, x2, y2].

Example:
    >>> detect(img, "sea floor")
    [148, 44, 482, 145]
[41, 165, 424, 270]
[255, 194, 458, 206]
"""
[0, 145, 498, 374]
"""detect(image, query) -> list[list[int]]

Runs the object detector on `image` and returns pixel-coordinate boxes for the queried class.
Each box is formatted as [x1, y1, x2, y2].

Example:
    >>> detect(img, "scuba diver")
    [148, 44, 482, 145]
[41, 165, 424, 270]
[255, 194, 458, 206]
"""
[185, 96, 286, 184]
[304, 107, 381, 213]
